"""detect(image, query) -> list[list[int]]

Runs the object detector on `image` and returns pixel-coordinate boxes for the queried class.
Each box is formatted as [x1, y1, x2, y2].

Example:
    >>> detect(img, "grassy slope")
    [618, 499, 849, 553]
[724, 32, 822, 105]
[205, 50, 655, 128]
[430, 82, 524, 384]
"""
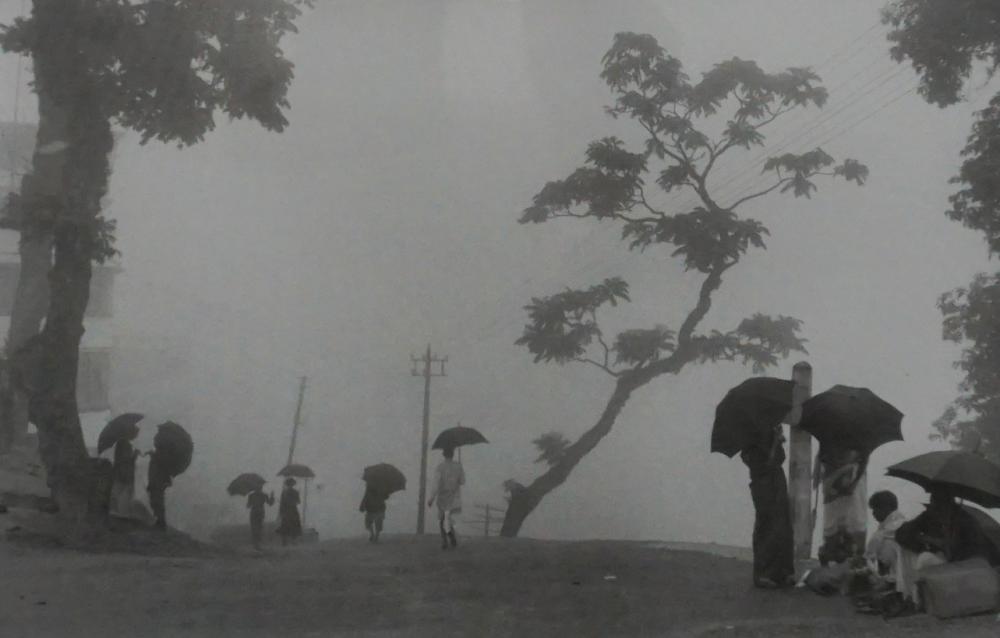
[0, 534, 996, 637]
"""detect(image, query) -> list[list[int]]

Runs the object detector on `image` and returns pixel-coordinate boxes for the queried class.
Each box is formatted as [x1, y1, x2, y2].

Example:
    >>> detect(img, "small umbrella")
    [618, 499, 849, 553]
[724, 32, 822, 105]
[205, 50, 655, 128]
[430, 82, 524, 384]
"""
[228, 472, 267, 496]
[887, 450, 1000, 509]
[277, 463, 315, 479]
[432, 425, 488, 450]
[153, 421, 193, 478]
[711, 377, 795, 458]
[363, 463, 406, 495]
[97, 412, 144, 455]
[799, 385, 903, 454]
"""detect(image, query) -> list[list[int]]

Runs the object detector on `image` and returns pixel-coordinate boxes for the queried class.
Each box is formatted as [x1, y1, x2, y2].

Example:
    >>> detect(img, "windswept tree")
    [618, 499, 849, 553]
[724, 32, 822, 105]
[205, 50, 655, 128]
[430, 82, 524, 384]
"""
[500, 32, 867, 537]
[883, 1, 1000, 459]
[0, 0, 312, 528]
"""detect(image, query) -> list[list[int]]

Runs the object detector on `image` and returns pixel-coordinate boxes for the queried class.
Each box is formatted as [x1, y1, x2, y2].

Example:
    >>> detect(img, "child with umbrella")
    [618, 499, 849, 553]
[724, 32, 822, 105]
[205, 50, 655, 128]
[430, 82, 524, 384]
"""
[361, 463, 406, 543]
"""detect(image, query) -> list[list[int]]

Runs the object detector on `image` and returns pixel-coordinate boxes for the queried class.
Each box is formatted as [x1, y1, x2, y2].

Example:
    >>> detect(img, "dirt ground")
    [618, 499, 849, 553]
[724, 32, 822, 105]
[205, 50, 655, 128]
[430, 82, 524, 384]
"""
[0, 530, 997, 637]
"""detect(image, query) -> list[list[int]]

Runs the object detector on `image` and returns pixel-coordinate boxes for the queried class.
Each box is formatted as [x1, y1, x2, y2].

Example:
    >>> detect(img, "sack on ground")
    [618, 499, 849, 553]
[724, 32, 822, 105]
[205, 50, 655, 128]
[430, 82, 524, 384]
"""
[918, 557, 1000, 619]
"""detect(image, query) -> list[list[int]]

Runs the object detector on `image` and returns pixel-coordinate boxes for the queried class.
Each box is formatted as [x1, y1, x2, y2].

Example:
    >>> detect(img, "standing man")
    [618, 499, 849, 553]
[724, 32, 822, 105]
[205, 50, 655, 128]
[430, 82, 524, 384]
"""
[742, 423, 795, 588]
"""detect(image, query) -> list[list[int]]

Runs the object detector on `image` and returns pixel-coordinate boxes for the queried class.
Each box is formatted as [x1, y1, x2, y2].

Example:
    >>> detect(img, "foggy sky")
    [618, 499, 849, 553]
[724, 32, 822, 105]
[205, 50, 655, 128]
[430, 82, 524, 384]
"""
[0, 0, 994, 546]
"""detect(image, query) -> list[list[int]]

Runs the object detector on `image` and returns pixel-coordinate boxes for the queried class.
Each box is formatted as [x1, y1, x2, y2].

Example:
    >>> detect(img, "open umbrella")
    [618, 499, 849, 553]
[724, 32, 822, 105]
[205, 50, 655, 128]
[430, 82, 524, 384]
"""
[961, 504, 1000, 563]
[363, 463, 406, 495]
[432, 425, 488, 450]
[97, 413, 144, 454]
[153, 421, 193, 477]
[887, 450, 1000, 509]
[799, 385, 903, 454]
[711, 377, 795, 457]
[228, 473, 267, 497]
[277, 463, 315, 479]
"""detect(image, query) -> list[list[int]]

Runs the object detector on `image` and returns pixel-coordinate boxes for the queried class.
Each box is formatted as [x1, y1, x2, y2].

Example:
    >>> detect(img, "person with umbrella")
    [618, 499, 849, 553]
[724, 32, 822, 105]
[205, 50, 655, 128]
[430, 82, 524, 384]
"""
[711, 377, 796, 589]
[741, 422, 795, 588]
[146, 448, 172, 531]
[98, 413, 145, 518]
[360, 484, 388, 543]
[813, 445, 868, 566]
[360, 464, 406, 543]
[428, 445, 465, 550]
[799, 385, 903, 567]
[145, 421, 193, 532]
[277, 477, 303, 546]
[247, 483, 275, 550]
[229, 473, 274, 550]
[112, 429, 141, 517]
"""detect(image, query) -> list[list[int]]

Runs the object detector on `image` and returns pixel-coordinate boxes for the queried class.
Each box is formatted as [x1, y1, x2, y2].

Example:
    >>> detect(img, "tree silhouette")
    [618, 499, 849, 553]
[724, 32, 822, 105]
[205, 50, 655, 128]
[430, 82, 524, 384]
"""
[502, 32, 866, 536]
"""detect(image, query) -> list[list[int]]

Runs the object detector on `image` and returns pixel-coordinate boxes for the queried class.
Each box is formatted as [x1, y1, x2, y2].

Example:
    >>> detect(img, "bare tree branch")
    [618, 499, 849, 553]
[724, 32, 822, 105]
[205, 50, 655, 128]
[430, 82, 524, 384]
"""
[573, 357, 621, 377]
[727, 176, 792, 210]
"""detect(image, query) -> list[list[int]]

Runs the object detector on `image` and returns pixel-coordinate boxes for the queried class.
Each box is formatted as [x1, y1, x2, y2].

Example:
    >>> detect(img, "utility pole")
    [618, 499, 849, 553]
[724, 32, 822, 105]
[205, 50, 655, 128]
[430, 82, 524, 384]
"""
[783, 362, 813, 562]
[287, 376, 308, 466]
[411, 345, 447, 534]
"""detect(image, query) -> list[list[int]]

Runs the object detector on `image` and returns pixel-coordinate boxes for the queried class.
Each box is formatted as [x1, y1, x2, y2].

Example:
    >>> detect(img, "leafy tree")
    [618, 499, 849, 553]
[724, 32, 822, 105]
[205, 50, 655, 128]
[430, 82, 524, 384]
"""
[501, 32, 866, 537]
[0, 0, 311, 528]
[532, 431, 571, 466]
[883, 1, 1000, 459]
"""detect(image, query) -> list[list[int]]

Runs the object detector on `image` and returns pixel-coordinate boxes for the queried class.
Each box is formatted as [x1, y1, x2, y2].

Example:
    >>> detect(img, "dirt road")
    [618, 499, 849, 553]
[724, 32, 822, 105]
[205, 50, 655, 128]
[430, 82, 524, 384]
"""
[0, 533, 996, 637]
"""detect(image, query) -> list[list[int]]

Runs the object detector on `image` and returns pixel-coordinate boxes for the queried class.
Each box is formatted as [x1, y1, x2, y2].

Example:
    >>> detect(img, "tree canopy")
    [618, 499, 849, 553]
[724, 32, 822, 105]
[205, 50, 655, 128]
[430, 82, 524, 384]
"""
[0, 0, 313, 524]
[884, 1, 1000, 457]
[501, 32, 866, 536]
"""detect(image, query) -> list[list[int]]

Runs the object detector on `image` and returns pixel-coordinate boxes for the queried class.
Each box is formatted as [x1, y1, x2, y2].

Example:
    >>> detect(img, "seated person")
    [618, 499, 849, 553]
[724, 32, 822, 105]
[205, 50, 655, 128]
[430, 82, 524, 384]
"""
[892, 487, 997, 609]
[864, 490, 906, 577]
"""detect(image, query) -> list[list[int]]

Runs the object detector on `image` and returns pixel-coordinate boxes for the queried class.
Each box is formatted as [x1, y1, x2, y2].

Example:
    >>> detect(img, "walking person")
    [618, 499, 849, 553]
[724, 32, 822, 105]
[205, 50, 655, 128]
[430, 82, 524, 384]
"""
[146, 449, 172, 531]
[360, 483, 388, 543]
[428, 445, 464, 550]
[110, 428, 140, 518]
[742, 423, 795, 588]
[247, 485, 274, 550]
[277, 477, 303, 546]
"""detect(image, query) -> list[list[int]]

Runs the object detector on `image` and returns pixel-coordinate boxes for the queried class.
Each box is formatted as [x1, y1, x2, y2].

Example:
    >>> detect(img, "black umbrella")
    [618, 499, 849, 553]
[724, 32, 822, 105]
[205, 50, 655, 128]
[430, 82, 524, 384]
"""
[153, 421, 193, 478]
[228, 473, 267, 496]
[277, 463, 315, 479]
[432, 425, 488, 450]
[711, 377, 795, 458]
[961, 504, 1000, 564]
[97, 413, 144, 455]
[799, 385, 903, 454]
[887, 450, 1000, 509]
[363, 463, 406, 495]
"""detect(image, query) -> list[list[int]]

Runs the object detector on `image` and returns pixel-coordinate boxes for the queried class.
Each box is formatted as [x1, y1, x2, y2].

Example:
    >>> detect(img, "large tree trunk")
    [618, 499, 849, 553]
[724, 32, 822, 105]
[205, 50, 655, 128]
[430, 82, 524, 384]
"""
[0, 199, 55, 453]
[501, 373, 645, 537]
[7, 0, 114, 531]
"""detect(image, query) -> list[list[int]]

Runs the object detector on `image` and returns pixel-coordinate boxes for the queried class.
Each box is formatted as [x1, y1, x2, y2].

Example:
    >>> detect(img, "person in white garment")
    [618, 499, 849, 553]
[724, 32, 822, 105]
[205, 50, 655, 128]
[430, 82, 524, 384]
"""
[428, 446, 465, 550]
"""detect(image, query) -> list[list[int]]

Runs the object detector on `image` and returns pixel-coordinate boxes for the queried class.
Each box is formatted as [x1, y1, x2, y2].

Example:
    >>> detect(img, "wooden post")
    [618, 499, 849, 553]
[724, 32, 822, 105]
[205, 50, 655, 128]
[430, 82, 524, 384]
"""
[784, 362, 813, 561]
